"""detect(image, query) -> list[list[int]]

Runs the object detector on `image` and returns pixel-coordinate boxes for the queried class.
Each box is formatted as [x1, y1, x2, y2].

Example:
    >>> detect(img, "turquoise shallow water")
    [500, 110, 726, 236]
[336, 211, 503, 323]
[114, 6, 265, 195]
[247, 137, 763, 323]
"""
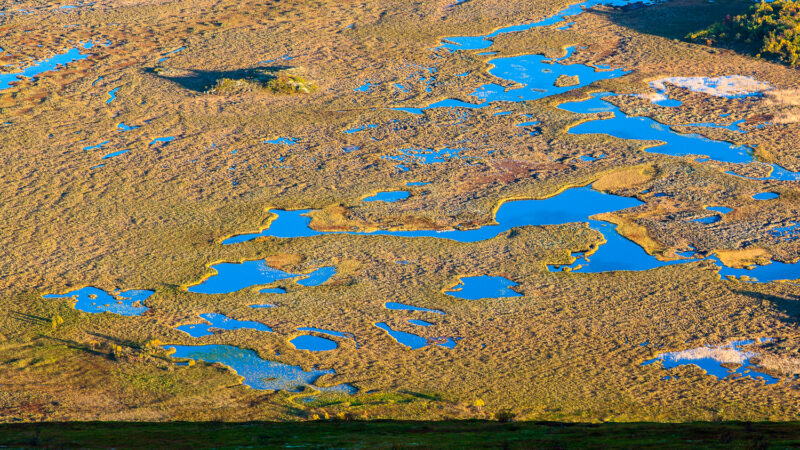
[164, 344, 357, 393]
[43, 287, 152, 315]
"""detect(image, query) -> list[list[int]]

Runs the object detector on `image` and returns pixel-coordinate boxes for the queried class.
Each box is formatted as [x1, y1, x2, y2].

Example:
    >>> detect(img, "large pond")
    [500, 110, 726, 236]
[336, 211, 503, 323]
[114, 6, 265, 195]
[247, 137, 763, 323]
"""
[222, 186, 641, 244]
[560, 93, 800, 182]
[390, 0, 645, 114]
[445, 275, 522, 300]
[187, 260, 335, 294]
[436, 0, 656, 51]
[223, 185, 800, 281]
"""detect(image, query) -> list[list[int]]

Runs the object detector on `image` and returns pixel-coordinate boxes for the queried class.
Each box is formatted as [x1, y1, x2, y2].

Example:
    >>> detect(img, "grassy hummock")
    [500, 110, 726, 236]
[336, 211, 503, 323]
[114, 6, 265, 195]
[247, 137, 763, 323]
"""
[206, 69, 317, 95]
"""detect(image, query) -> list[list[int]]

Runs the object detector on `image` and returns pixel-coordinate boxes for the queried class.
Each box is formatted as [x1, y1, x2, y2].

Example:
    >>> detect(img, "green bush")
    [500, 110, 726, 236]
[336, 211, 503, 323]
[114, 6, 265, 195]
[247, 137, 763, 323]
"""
[687, 0, 800, 66]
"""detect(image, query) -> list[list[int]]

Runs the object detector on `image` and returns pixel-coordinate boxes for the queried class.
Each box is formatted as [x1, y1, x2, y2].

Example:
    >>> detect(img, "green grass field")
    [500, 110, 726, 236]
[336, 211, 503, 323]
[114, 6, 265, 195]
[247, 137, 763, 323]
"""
[3, 420, 800, 448]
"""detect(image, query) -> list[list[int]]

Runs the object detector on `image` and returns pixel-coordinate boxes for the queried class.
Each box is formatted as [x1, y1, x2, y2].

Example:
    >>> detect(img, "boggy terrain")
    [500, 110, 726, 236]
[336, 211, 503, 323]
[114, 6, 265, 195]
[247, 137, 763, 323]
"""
[3, 0, 800, 423]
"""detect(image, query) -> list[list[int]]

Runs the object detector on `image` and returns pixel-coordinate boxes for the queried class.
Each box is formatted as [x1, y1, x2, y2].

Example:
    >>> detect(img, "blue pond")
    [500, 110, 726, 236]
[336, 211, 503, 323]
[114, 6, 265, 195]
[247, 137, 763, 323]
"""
[694, 215, 721, 225]
[391, 99, 485, 114]
[222, 209, 319, 243]
[652, 97, 682, 107]
[561, 94, 755, 164]
[642, 339, 778, 384]
[771, 223, 800, 242]
[560, 93, 800, 181]
[298, 327, 357, 347]
[117, 122, 139, 131]
[149, 136, 175, 146]
[0, 41, 94, 92]
[445, 275, 522, 300]
[222, 186, 641, 244]
[290, 335, 338, 351]
[106, 86, 119, 104]
[467, 56, 628, 105]
[579, 154, 605, 162]
[354, 81, 376, 92]
[408, 319, 433, 326]
[706, 206, 733, 214]
[176, 312, 273, 337]
[83, 140, 110, 151]
[548, 220, 697, 274]
[298, 327, 354, 339]
[383, 147, 464, 165]
[344, 124, 377, 134]
[259, 287, 287, 294]
[374, 322, 457, 349]
[188, 260, 296, 294]
[753, 192, 779, 200]
[363, 191, 410, 202]
[101, 149, 129, 159]
[43, 286, 152, 316]
[384, 302, 445, 315]
[221, 186, 800, 280]
[189, 260, 336, 294]
[295, 266, 336, 287]
[716, 256, 800, 282]
[265, 137, 297, 145]
[436, 0, 651, 51]
[395, 52, 628, 114]
[158, 46, 185, 62]
[165, 344, 356, 393]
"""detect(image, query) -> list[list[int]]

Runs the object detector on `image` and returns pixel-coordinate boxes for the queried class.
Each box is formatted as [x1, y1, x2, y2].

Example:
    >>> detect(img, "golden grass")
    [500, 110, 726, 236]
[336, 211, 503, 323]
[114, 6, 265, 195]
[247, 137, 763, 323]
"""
[714, 247, 772, 269]
[592, 165, 656, 192]
[1, 0, 800, 424]
[593, 212, 667, 257]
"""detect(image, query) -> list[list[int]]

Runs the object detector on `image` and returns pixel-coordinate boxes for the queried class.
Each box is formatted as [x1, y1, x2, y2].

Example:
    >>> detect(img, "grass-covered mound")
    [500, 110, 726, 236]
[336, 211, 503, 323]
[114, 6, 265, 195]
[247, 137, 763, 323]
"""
[151, 66, 317, 94]
[688, 0, 800, 66]
[207, 67, 317, 95]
